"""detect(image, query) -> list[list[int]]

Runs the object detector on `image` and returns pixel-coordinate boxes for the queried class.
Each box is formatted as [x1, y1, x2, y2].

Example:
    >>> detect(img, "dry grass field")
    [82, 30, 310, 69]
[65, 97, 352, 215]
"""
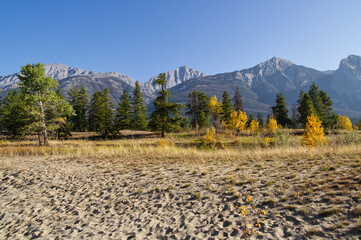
[0, 130, 360, 239]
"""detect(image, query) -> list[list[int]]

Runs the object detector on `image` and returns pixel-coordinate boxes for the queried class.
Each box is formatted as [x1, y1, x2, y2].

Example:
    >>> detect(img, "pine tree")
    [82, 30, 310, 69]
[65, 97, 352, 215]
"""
[257, 113, 264, 127]
[246, 113, 255, 127]
[149, 73, 183, 138]
[88, 89, 114, 137]
[271, 93, 291, 127]
[221, 91, 234, 122]
[0, 90, 29, 138]
[17, 63, 74, 145]
[101, 88, 114, 137]
[131, 81, 148, 130]
[88, 90, 103, 131]
[186, 91, 210, 129]
[307, 82, 337, 130]
[297, 91, 314, 127]
[233, 86, 244, 112]
[68, 86, 88, 132]
[115, 90, 132, 130]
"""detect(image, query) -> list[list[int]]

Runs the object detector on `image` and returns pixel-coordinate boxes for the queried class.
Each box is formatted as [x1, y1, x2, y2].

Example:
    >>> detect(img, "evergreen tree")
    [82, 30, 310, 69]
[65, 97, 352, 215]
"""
[17, 63, 74, 145]
[257, 112, 264, 127]
[68, 86, 88, 132]
[271, 93, 291, 127]
[297, 91, 314, 127]
[298, 83, 337, 129]
[186, 91, 210, 129]
[233, 86, 244, 112]
[88, 89, 114, 137]
[246, 113, 255, 127]
[221, 91, 234, 122]
[88, 90, 103, 131]
[0, 90, 29, 138]
[115, 90, 132, 130]
[131, 81, 148, 130]
[149, 73, 183, 138]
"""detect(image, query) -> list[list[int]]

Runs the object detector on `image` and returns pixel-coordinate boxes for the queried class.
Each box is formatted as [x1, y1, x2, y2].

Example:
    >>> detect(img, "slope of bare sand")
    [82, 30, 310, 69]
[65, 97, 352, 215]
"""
[0, 156, 360, 239]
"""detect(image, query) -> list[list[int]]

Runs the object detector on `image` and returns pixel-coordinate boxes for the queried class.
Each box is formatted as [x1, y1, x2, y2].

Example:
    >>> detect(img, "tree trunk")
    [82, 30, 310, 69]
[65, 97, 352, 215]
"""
[161, 128, 165, 138]
[39, 100, 49, 146]
[38, 131, 42, 146]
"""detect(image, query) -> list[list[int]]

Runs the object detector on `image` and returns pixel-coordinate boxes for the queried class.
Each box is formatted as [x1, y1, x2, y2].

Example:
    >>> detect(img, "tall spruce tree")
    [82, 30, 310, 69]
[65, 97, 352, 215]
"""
[233, 86, 244, 112]
[297, 91, 314, 127]
[247, 113, 255, 127]
[149, 73, 183, 138]
[186, 91, 210, 129]
[115, 90, 132, 130]
[0, 90, 29, 138]
[221, 91, 234, 122]
[88, 88, 114, 137]
[298, 83, 337, 129]
[257, 112, 264, 127]
[17, 63, 74, 145]
[131, 81, 148, 130]
[271, 93, 291, 127]
[68, 86, 88, 132]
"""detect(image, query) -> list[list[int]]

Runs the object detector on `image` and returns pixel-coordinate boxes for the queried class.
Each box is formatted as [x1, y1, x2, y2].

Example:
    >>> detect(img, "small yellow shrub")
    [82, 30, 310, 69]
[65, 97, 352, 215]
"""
[249, 120, 259, 133]
[263, 137, 272, 147]
[337, 115, 353, 130]
[223, 110, 248, 132]
[302, 114, 327, 148]
[266, 118, 278, 134]
[204, 126, 217, 145]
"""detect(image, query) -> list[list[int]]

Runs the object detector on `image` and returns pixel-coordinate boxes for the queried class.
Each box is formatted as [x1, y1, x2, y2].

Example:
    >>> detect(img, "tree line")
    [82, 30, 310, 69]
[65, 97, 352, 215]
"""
[0, 63, 359, 144]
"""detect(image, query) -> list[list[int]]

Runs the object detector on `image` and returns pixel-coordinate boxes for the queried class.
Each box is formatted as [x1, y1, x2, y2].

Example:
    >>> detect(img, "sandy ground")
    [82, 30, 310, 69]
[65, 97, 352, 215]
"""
[0, 155, 360, 239]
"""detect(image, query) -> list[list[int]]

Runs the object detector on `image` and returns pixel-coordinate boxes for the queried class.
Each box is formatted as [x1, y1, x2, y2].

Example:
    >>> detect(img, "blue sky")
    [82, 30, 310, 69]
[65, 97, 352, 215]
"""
[1, 0, 360, 81]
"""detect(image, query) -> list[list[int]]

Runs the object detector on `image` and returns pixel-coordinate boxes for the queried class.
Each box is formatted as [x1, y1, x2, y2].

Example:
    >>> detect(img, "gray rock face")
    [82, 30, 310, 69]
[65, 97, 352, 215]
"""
[169, 57, 326, 113]
[319, 55, 361, 114]
[0, 63, 139, 103]
[142, 66, 207, 97]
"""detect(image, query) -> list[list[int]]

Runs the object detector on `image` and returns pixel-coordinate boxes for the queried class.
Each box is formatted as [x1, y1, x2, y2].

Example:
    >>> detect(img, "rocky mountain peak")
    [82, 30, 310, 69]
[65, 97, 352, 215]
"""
[142, 66, 206, 96]
[339, 55, 361, 73]
[253, 57, 294, 77]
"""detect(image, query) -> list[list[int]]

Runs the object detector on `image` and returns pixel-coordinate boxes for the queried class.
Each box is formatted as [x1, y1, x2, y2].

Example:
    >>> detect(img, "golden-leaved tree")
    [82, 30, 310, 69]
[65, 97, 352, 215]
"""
[266, 118, 278, 134]
[208, 96, 223, 127]
[302, 113, 327, 148]
[222, 110, 247, 133]
[337, 115, 353, 130]
[249, 119, 259, 133]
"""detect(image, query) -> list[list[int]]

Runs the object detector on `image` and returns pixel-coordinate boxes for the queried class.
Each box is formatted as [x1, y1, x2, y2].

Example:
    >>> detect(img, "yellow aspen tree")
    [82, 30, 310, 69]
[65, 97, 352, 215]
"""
[208, 96, 222, 127]
[204, 126, 216, 145]
[223, 110, 247, 132]
[249, 119, 259, 133]
[266, 118, 278, 134]
[337, 115, 353, 130]
[302, 113, 327, 148]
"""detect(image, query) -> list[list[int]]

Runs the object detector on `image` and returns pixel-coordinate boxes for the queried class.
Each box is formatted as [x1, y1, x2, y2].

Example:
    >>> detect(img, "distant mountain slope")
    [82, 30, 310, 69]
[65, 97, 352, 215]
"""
[319, 55, 361, 112]
[0, 63, 139, 103]
[169, 57, 327, 113]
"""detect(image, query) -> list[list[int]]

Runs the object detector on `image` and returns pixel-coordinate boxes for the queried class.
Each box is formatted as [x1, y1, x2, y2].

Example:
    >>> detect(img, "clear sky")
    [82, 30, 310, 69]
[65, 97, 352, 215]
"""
[1, 0, 361, 81]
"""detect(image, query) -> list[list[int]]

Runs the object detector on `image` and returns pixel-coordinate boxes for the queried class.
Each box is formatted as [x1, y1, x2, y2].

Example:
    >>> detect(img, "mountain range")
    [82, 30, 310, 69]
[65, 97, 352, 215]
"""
[1, 55, 361, 120]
